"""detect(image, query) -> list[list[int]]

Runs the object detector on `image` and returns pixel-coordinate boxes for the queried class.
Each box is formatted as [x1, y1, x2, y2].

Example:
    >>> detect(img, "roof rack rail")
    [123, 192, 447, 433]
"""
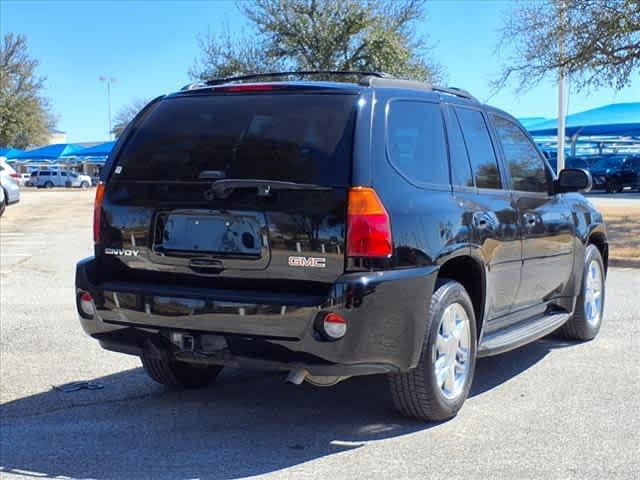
[204, 71, 390, 86]
[181, 82, 205, 91]
[432, 86, 478, 102]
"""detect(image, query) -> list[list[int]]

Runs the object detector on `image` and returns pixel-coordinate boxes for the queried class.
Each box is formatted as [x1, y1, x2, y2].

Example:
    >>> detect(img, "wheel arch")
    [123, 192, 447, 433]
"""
[436, 254, 486, 339]
[588, 230, 608, 274]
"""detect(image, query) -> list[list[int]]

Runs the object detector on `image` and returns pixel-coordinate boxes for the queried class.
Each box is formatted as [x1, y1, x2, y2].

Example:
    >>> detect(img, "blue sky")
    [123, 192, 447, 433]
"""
[2, 0, 638, 143]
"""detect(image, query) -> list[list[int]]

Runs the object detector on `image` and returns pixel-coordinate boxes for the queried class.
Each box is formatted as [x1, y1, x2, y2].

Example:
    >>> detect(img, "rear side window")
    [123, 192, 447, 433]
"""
[386, 100, 449, 186]
[444, 106, 474, 187]
[114, 94, 357, 185]
[455, 107, 502, 189]
[40, 171, 50, 176]
[490, 114, 549, 193]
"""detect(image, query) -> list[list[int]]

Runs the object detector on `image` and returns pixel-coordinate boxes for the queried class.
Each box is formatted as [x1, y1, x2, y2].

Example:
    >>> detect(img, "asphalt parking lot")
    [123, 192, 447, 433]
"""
[1, 190, 639, 480]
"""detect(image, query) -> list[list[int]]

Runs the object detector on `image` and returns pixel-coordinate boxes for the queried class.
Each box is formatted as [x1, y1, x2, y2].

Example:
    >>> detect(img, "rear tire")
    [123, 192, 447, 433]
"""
[559, 244, 605, 341]
[44, 181, 54, 189]
[388, 279, 477, 421]
[141, 351, 223, 388]
[0, 195, 5, 217]
[80, 181, 89, 189]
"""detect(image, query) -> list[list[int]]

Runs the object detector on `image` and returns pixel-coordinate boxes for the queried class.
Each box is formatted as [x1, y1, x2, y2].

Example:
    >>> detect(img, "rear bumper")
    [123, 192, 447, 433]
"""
[75, 257, 438, 376]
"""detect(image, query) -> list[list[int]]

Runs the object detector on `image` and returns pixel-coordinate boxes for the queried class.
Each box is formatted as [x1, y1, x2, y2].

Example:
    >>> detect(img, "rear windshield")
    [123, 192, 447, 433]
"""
[113, 93, 357, 185]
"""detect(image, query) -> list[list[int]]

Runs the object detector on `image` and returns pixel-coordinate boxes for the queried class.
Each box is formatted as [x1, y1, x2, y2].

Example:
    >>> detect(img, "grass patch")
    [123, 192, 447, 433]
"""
[598, 205, 640, 263]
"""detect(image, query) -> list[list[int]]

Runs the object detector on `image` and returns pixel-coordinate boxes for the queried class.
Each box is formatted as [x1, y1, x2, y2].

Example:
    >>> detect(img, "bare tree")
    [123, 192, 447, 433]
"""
[496, 0, 640, 91]
[111, 98, 151, 138]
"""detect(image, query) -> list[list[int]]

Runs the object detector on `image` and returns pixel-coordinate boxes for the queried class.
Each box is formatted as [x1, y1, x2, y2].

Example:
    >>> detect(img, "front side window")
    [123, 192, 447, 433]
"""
[387, 100, 449, 186]
[491, 114, 549, 193]
[454, 107, 502, 189]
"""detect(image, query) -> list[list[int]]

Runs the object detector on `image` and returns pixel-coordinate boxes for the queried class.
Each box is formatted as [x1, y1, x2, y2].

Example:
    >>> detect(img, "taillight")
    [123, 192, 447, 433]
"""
[93, 182, 105, 243]
[215, 84, 284, 93]
[346, 187, 393, 258]
[9, 173, 19, 182]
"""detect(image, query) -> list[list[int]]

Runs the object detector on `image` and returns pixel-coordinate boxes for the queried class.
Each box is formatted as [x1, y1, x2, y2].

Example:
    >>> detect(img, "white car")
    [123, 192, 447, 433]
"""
[20, 173, 32, 186]
[0, 158, 21, 215]
[32, 170, 92, 188]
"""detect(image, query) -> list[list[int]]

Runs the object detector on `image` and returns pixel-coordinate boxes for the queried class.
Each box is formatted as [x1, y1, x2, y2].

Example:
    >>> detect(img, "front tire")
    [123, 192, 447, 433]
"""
[605, 177, 622, 193]
[44, 181, 54, 189]
[0, 195, 5, 217]
[80, 181, 89, 189]
[388, 279, 477, 421]
[560, 244, 605, 341]
[141, 351, 223, 389]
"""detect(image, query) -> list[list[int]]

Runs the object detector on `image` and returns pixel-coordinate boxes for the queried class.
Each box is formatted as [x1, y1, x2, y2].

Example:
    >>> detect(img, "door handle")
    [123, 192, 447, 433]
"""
[523, 212, 537, 227]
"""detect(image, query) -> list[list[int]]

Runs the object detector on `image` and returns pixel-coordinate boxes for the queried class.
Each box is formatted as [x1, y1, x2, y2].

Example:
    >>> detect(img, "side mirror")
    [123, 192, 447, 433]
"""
[556, 168, 592, 193]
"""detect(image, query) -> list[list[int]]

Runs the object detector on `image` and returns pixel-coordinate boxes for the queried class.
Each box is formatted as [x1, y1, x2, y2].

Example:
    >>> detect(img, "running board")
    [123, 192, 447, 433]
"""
[478, 312, 570, 358]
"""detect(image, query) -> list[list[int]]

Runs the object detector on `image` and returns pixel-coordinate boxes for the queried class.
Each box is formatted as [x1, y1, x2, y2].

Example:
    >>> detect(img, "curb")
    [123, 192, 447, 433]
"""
[609, 257, 640, 269]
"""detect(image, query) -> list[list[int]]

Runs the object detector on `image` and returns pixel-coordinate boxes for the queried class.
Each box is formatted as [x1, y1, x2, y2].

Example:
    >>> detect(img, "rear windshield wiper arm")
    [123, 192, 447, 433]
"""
[204, 179, 331, 200]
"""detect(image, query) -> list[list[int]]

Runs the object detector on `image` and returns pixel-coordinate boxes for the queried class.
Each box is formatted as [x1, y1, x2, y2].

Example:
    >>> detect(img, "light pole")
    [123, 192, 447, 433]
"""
[556, 0, 567, 172]
[99, 76, 117, 139]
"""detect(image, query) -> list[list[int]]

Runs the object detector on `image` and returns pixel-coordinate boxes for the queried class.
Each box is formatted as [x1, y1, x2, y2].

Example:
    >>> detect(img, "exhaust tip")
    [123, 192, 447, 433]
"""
[286, 369, 307, 385]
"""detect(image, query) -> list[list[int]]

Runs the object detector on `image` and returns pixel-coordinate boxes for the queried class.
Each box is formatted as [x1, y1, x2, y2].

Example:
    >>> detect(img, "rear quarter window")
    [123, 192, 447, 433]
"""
[386, 100, 449, 187]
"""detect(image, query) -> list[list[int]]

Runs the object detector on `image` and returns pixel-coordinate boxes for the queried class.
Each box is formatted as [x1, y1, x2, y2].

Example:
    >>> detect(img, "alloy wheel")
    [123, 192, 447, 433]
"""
[584, 259, 603, 327]
[434, 302, 471, 400]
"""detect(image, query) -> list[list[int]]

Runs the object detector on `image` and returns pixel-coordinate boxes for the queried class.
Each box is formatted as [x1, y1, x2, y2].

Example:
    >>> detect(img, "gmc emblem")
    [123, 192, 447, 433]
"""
[288, 256, 326, 268]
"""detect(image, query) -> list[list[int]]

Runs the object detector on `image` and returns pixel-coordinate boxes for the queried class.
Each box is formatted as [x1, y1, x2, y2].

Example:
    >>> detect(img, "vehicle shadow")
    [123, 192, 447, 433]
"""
[0, 336, 576, 480]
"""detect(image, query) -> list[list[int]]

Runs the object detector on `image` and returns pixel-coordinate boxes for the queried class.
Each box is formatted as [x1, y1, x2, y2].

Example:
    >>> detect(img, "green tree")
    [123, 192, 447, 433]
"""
[0, 34, 55, 148]
[111, 98, 151, 138]
[191, 0, 442, 83]
[496, 0, 640, 91]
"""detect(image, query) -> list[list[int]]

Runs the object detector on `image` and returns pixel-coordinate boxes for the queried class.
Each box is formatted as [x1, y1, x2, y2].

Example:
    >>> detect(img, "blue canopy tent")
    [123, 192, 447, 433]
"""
[11, 143, 83, 174]
[527, 103, 640, 137]
[66, 141, 115, 179]
[72, 141, 115, 158]
[518, 117, 551, 130]
[0, 147, 24, 159]
[15, 143, 83, 161]
[526, 103, 640, 158]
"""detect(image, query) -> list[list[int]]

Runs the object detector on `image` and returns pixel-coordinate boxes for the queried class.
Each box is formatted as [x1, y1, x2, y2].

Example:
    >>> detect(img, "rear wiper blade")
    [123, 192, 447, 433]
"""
[204, 179, 331, 200]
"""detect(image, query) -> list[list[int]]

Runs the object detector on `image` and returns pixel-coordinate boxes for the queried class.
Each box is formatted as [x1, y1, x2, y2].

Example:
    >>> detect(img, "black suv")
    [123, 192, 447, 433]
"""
[589, 154, 640, 193]
[75, 72, 608, 421]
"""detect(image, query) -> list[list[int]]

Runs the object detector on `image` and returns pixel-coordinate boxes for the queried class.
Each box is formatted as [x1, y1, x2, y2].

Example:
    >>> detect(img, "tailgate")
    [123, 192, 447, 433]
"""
[99, 91, 356, 286]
